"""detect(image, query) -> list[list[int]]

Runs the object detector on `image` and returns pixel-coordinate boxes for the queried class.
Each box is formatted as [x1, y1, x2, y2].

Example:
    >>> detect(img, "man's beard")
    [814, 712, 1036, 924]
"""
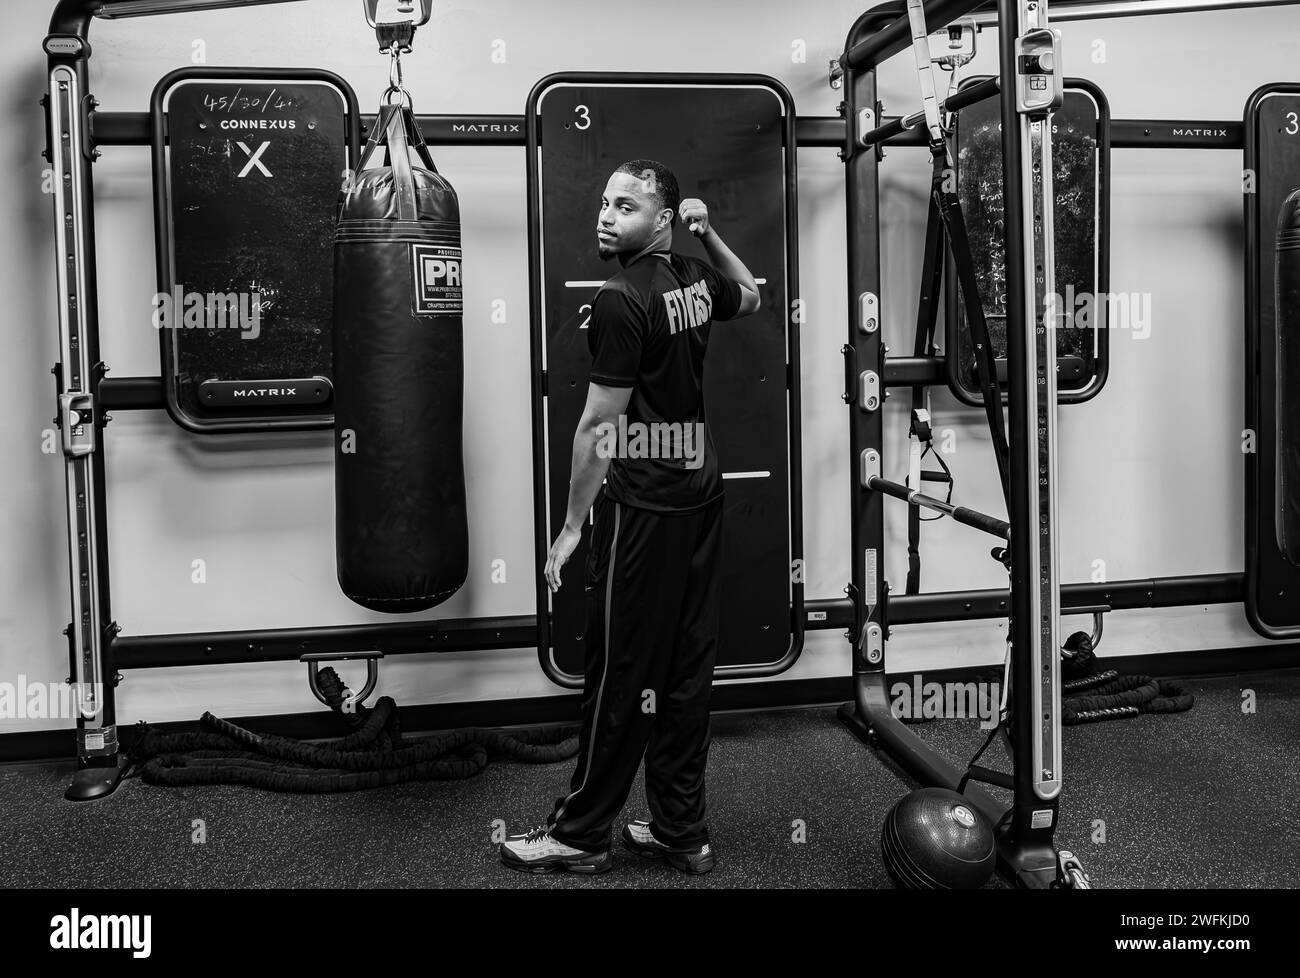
[597, 242, 616, 262]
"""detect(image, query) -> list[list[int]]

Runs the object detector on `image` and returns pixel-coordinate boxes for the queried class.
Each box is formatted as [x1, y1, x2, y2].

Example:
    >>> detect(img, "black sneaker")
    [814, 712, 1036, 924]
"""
[621, 820, 716, 875]
[499, 824, 613, 875]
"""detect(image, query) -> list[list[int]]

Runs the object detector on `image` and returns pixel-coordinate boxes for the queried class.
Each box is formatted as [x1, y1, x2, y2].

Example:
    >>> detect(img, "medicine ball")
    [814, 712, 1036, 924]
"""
[880, 787, 996, 889]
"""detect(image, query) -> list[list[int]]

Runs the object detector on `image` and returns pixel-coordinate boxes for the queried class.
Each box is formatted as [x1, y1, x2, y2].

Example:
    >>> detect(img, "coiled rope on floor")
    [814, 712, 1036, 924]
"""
[1061, 632, 1194, 725]
[123, 667, 579, 792]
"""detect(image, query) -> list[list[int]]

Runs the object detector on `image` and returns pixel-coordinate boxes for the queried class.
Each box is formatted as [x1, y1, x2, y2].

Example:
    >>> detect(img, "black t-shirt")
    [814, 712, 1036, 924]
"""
[587, 249, 744, 513]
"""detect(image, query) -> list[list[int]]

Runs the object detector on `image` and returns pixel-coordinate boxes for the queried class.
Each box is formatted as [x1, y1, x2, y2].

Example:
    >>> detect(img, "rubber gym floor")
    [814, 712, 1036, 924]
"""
[1, 670, 1296, 889]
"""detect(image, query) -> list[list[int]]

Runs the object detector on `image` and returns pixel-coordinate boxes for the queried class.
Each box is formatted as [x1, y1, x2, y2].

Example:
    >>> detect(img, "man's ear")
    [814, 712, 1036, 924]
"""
[657, 208, 674, 232]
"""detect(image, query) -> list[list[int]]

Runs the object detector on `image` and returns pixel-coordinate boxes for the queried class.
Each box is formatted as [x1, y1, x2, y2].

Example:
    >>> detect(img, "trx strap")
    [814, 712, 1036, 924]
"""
[902, 0, 1009, 587]
[912, 0, 1010, 501]
[906, 201, 954, 594]
[931, 149, 1012, 505]
[905, 0, 946, 144]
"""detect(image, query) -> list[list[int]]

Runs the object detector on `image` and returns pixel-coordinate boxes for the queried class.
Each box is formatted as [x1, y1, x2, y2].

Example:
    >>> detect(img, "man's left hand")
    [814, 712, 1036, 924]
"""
[545, 525, 583, 592]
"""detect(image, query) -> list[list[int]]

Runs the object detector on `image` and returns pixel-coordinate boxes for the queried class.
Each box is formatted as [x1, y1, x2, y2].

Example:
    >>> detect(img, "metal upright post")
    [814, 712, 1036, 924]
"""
[997, 0, 1069, 886]
[44, 4, 121, 800]
[842, 34, 888, 724]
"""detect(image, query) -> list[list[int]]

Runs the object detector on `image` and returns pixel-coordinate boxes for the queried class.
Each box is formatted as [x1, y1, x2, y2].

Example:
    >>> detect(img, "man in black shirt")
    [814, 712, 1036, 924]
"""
[500, 159, 759, 875]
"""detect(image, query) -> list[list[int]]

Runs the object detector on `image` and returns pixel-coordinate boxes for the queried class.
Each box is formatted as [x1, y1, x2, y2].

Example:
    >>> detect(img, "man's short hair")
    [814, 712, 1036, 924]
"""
[616, 159, 680, 228]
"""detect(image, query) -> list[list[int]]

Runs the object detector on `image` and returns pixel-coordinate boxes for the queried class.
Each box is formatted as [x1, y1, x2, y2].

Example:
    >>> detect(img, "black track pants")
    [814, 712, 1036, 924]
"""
[549, 492, 723, 852]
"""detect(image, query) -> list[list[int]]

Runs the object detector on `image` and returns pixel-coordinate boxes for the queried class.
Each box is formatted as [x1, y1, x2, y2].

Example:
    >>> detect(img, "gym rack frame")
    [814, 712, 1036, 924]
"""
[833, 0, 1299, 889]
[38, 0, 1271, 825]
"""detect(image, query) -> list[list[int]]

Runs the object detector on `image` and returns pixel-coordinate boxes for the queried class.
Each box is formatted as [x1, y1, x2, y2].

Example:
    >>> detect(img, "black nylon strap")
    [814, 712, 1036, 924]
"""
[931, 144, 1011, 507]
[358, 102, 394, 171]
[902, 140, 1014, 595]
[356, 103, 443, 223]
[906, 191, 948, 595]
[398, 104, 439, 173]
[907, 441, 955, 593]
[911, 198, 946, 387]
[386, 105, 417, 221]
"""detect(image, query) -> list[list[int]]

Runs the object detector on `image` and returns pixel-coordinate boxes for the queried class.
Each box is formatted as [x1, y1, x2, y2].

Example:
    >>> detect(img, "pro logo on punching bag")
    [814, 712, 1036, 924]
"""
[412, 244, 463, 316]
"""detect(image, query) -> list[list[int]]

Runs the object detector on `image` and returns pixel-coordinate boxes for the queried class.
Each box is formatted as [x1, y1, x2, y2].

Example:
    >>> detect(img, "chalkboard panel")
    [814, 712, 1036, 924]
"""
[528, 74, 801, 679]
[152, 69, 359, 432]
[1245, 83, 1300, 639]
[947, 79, 1110, 406]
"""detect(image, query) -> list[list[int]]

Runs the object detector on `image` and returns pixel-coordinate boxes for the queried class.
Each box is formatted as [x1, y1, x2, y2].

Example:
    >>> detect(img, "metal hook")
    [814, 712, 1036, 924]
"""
[302, 651, 383, 710]
[384, 47, 413, 108]
[389, 46, 404, 91]
[1089, 611, 1104, 650]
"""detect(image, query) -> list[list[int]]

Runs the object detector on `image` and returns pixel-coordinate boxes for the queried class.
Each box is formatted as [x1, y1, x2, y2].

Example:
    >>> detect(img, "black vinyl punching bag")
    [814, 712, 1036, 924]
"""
[1277, 188, 1300, 564]
[333, 103, 468, 611]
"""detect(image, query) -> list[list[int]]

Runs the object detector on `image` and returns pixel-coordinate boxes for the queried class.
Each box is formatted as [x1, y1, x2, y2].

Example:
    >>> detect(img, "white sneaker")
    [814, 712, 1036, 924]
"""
[499, 824, 613, 874]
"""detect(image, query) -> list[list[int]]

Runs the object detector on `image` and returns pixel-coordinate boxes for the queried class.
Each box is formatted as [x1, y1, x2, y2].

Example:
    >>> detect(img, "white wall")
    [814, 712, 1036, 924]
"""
[1, 0, 1294, 735]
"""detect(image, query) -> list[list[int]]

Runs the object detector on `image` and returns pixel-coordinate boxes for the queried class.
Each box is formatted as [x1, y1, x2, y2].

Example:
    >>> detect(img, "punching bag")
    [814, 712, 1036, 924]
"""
[333, 103, 468, 612]
[1277, 188, 1300, 564]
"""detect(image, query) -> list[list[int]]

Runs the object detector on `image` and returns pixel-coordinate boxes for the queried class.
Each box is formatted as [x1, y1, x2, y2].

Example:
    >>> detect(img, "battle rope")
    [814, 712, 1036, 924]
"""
[123, 667, 579, 792]
[1061, 631, 1194, 725]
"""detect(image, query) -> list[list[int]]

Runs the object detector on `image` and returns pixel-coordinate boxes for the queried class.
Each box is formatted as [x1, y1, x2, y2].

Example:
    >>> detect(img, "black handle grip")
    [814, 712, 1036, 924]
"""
[953, 505, 1010, 540]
